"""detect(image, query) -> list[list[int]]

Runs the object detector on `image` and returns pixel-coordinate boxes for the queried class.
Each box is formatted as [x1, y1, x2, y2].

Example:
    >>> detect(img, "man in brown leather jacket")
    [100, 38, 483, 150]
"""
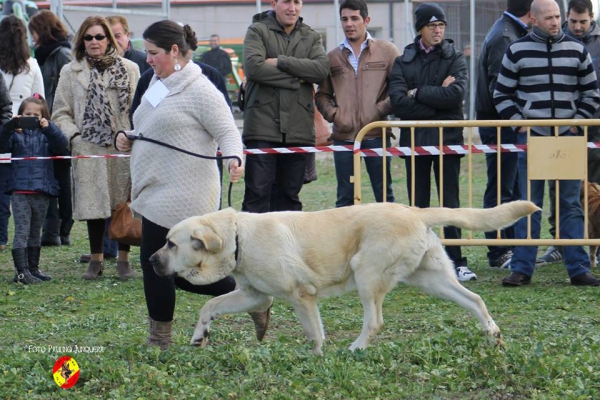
[316, 0, 398, 207]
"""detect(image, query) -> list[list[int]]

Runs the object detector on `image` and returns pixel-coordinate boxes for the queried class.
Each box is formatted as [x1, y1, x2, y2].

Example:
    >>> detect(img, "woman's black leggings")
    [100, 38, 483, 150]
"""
[140, 217, 236, 322]
[87, 219, 130, 253]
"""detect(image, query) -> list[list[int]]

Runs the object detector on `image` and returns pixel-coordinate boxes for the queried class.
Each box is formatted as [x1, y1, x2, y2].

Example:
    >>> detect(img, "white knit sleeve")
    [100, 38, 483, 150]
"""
[196, 80, 243, 166]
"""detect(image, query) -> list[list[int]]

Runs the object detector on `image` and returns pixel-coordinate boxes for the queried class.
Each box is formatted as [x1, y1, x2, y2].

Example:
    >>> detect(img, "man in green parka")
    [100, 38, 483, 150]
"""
[241, 0, 329, 213]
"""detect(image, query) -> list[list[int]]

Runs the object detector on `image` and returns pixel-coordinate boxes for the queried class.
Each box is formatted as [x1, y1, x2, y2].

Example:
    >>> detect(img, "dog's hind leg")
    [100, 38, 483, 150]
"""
[291, 294, 325, 356]
[405, 245, 503, 345]
[190, 288, 273, 347]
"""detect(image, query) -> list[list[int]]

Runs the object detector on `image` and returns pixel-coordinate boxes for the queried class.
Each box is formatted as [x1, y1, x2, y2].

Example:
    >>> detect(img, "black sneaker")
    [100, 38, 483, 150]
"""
[502, 271, 532, 287]
[570, 272, 600, 286]
[536, 246, 563, 266]
[490, 250, 512, 269]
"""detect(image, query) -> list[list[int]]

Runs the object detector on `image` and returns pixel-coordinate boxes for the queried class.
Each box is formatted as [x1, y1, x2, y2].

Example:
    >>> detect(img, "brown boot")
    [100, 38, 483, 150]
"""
[82, 260, 103, 280]
[146, 318, 173, 350]
[248, 303, 272, 342]
[116, 261, 134, 281]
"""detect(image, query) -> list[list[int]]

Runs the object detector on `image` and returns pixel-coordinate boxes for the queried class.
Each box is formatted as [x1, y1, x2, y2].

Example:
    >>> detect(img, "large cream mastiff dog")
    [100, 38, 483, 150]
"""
[150, 201, 538, 355]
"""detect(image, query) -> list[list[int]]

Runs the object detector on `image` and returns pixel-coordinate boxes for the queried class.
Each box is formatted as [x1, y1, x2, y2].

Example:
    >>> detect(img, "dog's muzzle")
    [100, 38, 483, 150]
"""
[149, 253, 175, 278]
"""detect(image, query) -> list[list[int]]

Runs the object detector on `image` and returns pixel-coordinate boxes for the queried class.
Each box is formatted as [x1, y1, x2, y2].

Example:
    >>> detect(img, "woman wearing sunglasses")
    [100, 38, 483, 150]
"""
[52, 15, 140, 280]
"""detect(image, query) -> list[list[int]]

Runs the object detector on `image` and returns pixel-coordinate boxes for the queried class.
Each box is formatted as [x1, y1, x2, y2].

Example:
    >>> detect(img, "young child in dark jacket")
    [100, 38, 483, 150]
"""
[0, 94, 68, 284]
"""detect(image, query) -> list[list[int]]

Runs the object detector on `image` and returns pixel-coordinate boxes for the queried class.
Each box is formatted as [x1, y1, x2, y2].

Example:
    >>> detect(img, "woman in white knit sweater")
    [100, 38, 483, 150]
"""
[116, 20, 269, 350]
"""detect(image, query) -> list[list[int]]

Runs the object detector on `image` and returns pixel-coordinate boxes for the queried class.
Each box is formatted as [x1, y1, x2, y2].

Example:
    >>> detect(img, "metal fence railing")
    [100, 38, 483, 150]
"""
[353, 119, 600, 247]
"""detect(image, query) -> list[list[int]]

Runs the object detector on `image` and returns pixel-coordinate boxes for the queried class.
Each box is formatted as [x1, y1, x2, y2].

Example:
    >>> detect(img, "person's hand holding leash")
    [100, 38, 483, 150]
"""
[115, 130, 133, 152]
[228, 159, 244, 183]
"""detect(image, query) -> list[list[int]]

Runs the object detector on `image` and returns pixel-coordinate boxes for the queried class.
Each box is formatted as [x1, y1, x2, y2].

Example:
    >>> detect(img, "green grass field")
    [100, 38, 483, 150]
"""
[0, 153, 599, 399]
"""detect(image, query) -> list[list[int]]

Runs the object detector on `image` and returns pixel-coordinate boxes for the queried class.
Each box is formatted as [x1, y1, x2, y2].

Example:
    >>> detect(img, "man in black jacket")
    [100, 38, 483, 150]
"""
[389, 2, 476, 281]
[200, 34, 233, 79]
[475, 0, 533, 270]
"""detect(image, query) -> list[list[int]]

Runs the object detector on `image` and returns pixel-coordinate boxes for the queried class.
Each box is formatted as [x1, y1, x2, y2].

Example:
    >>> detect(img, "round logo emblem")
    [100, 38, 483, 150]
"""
[52, 356, 80, 389]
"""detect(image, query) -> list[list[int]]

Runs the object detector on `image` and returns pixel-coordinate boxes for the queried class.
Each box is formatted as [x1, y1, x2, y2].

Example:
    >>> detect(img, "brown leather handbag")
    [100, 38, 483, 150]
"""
[108, 202, 142, 246]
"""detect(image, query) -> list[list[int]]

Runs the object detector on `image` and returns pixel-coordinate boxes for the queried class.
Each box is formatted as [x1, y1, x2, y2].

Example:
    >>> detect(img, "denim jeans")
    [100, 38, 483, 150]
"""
[0, 164, 11, 245]
[103, 217, 118, 256]
[479, 126, 520, 261]
[510, 132, 590, 278]
[333, 138, 395, 207]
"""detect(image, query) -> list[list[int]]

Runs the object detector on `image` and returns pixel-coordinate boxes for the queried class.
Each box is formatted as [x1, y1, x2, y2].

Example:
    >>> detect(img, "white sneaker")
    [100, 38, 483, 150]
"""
[456, 266, 477, 281]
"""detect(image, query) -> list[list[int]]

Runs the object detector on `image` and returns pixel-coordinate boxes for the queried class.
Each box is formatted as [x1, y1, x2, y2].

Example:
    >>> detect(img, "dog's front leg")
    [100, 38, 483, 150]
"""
[291, 296, 325, 356]
[191, 288, 273, 347]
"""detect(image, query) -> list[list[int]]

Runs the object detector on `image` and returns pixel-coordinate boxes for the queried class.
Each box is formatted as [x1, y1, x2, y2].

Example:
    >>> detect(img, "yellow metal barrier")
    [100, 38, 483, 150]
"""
[352, 119, 600, 246]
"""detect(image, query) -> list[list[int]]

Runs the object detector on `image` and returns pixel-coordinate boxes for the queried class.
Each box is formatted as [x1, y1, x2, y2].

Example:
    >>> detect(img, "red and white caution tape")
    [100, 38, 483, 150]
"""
[2, 142, 600, 161]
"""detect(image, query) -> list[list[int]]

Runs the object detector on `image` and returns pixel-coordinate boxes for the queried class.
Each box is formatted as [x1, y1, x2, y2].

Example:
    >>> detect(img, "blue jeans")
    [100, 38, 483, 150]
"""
[104, 217, 118, 256]
[333, 138, 395, 207]
[0, 164, 11, 245]
[479, 126, 520, 261]
[510, 132, 590, 278]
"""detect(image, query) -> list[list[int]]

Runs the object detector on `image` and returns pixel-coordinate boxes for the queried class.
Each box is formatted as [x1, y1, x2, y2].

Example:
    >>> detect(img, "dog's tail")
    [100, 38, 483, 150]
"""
[415, 200, 540, 231]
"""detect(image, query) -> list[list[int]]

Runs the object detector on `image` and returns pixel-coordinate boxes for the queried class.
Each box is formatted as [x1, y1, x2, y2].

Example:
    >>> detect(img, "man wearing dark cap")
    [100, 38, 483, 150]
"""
[389, 2, 476, 281]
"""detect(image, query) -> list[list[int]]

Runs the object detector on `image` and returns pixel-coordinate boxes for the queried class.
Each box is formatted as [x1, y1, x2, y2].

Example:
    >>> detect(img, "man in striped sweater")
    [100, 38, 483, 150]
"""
[493, 0, 600, 287]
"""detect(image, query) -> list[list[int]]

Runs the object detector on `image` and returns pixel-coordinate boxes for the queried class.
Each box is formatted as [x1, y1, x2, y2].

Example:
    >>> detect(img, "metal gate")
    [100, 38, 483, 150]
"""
[352, 119, 600, 247]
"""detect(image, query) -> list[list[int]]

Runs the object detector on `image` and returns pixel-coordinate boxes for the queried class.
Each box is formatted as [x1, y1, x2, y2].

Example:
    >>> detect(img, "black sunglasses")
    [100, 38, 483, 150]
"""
[83, 34, 107, 42]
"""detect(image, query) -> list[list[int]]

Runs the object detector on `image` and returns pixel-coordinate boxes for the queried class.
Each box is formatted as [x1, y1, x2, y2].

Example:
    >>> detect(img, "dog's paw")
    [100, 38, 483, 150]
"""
[491, 331, 504, 349]
[311, 348, 324, 357]
[190, 329, 209, 347]
[191, 336, 209, 347]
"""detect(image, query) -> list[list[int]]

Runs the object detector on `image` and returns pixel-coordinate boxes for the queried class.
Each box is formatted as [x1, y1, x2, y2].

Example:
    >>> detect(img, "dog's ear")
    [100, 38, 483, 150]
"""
[191, 228, 223, 253]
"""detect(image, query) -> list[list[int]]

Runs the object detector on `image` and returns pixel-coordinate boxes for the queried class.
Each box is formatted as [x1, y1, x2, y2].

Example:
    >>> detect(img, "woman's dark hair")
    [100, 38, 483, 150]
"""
[0, 15, 31, 75]
[28, 10, 69, 47]
[18, 94, 51, 120]
[143, 20, 198, 57]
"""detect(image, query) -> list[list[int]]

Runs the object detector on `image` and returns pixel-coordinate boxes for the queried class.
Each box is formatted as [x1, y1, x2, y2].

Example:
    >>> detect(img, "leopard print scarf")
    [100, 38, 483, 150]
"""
[81, 47, 131, 146]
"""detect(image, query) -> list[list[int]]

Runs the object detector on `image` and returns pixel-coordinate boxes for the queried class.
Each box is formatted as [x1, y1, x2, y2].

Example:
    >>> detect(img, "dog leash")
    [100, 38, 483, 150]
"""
[117, 132, 242, 208]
